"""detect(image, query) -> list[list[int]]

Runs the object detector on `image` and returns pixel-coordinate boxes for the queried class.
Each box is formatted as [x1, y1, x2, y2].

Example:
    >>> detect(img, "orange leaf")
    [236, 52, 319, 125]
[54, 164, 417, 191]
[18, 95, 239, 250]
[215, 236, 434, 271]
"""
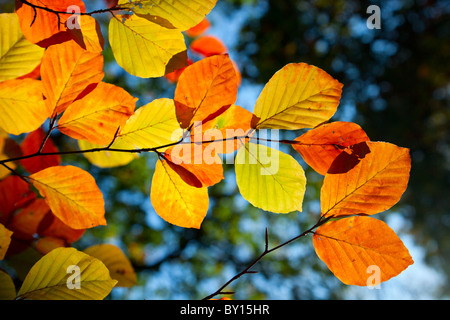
[174, 54, 238, 129]
[29, 165, 106, 229]
[35, 236, 67, 255]
[0, 176, 34, 225]
[150, 160, 209, 229]
[190, 36, 228, 57]
[164, 144, 224, 187]
[321, 141, 411, 218]
[38, 211, 85, 244]
[15, 0, 86, 47]
[313, 216, 413, 286]
[292, 122, 370, 175]
[20, 127, 61, 174]
[8, 198, 50, 241]
[0, 223, 13, 260]
[58, 82, 137, 145]
[68, 15, 104, 53]
[185, 18, 210, 37]
[41, 40, 104, 116]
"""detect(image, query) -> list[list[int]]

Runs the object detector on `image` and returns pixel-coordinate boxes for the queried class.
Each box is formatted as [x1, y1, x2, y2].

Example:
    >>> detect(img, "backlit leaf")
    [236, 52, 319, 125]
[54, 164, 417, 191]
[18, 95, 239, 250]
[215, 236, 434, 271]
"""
[58, 82, 137, 145]
[0, 13, 44, 82]
[150, 159, 209, 229]
[0, 175, 33, 225]
[174, 54, 238, 128]
[321, 142, 411, 218]
[17, 247, 117, 300]
[84, 244, 137, 287]
[252, 63, 343, 130]
[68, 15, 104, 53]
[15, 0, 86, 47]
[78, 140, 138, 168]
[118, 0, 218, 31]
[0, 79, 49, 135]
[40, 40, 105, 116]
[0, 270, 16, 300]
[235, 143, 306, 213]
[190, 36, 228, 57]
[292, 121, 370, 175]
[29, 165, 106, 230]
[8, 198, 50, 241]
[113, 98, 182, 151]
[109, 14, 187, 78]
[313, 216, 413, 286]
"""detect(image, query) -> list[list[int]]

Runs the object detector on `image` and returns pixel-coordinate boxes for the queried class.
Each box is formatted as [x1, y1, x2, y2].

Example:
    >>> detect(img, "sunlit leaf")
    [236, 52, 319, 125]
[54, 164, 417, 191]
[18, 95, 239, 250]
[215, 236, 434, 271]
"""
[40, 40, 104, 116]
[150, 159, 209, 229]
[292, 121, 370, 175]
[190, 36, 228, 57]
[68, 15, 104, 52]
[313, 216, 413, 286]
[174, 54, 238, 128]
[58, 82, 137, 145]
[321, 142, 411, 218]
[78, 140, 138, 168]
[252, 63, 343, 130]
[185, 18, 210, 37]
[17, 247, 117, 300]
[29, 166, 106, 230]
[0, 13, 44, 82]
[15, 0, 86, 47]
[0, 79, 49, 135]
[118, 0, 218, 31]
[109, 14, 187, 78]
[0, 175, 34, 225]
[8, 198, 50, 241]
[235, 143, 306, 213]
[84, 244, 137, 287]
[113, 98, 182, 152]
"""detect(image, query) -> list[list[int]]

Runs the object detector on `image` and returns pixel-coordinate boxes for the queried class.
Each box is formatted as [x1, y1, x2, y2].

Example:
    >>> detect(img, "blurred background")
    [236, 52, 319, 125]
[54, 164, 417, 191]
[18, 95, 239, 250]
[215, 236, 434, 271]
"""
[1, 0, 449, 299]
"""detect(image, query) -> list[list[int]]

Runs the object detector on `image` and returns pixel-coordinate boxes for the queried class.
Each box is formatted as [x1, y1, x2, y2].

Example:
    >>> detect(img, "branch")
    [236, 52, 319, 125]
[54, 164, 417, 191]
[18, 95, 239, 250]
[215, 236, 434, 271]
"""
[202, 215, 333, 300]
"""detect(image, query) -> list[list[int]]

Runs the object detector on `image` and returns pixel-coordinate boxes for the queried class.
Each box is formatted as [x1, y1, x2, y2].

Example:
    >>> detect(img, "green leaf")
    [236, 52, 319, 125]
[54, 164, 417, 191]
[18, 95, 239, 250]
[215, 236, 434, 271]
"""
[235, 143, 306, 213]
[18, 247, 117, 300]
[109, 14, 187, 78]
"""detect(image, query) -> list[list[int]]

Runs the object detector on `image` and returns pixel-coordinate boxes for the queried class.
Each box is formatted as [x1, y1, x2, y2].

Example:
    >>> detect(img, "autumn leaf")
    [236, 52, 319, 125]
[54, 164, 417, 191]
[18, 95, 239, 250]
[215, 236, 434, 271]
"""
[118, 0, 218, 31]
[174, 54, 238, 128]
[112, 98, 182, 151]
[78, 140, 138, 168]
[58, 82, 137, 145]
[29, 165, 106, 230]
[15, 0, 86, 47]
[251, 63, 343, 130]
[40, 40, 105, 116]
[8, 198, 50, 241]
[0, 175, 34, 225]
[185, 18, 210, 37]
[321, 141, 411, 218]
[68, 15, 104, 53]
[109, 14, 187, 78]
[84, 244, 137, 287]
[151, 159, 209, 229]
[292, 121, 370, 175]
[235, 143, 306, 213]
[0, 270, 16, 300]
[0, 13, 44, 82]
[0, 223, 13, 260]
[190, 36, 228, 57]
[313, 216, 413, 286]
[0, 79, 49, 135]
[17, 247, 117, 300]
[20, 127, 61, 174]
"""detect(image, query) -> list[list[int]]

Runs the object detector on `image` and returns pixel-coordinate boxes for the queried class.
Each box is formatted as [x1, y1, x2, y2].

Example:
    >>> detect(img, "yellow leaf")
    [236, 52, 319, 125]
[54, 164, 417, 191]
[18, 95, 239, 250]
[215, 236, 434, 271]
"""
[313, 216, 413, 286]
[151, 159, 209, 229]
[109, 14, 187, 78]
[17, 247, 117, 300]
[68, 15, 104, 53]
[0, 270, 16, 300]
[0, 79, 49, 135]
[78, 140, 138, 168]
[0, 13, 44, 82]
[58, 82, 137, 145]
[84, 244, 137, 287]
[113, 98, 182, 151]
[321, 141, 411, 218]
[29, 165, 106, 230]
[41, 40, 104, 116]
[118, 0, 218, 31]
[0, 223, 13, 260]
[252, 63, 343, 130]
[235, 143, 306, 213]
